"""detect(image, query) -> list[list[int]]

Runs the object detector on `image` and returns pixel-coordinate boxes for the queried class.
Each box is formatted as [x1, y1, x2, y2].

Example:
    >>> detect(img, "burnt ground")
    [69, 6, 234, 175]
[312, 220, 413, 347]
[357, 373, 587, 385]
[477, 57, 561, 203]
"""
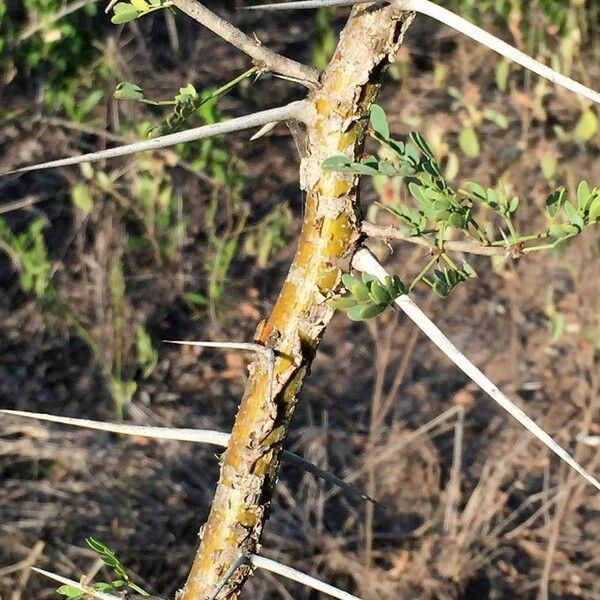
[1, 5, 600, 600]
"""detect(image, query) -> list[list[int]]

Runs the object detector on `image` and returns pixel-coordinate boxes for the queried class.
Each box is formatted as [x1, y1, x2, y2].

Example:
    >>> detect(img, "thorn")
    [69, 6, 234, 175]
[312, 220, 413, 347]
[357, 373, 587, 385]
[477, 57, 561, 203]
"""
[0, 409, 230, 448]
[1, 102, 308, 177]
[105, 0, 118, 14]
[578, 434, 600, 447]
[250, 122, 278, 141]
[1, 410, 373, 503]
[283, 451, 376, 503]
[352, 248, 600, 493]
[207, 555, 252, 600]
[250, 555, 364, 600]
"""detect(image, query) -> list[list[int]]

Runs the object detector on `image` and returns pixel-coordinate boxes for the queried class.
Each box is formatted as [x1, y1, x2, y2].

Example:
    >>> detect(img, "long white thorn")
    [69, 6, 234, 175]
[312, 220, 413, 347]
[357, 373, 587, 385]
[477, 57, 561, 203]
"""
[31, 567, 121, 600]
[246, 0, 600, 107]
[164, 339, 375, 502]
[0, 410, 373, 502]
[1, 409, 231, 446]
[351, 248, 600, 493]
[2, 101, 308, 177]
[251, 555, 364, 600]
[403, 0, 600, 106]
[577, 434, 600, 447]
[250, 121, 278, 141]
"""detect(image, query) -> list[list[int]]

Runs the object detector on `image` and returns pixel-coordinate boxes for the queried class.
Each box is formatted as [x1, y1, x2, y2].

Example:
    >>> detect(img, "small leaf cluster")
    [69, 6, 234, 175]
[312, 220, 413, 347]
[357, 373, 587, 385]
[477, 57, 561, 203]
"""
[545, 181, 600, 238]
[430, 262, 477, 297]
[114, 81, 217, 135]
[158, 83, 220, 136]
[463, 182, 519, 219]
[0, 217, 53, 300]
[330, 272, 406, 321]
[57, 538, 149, 599]
[114, 68, 256, 136]
[111, 0, 172, 24]
[323, 104, 599, 306]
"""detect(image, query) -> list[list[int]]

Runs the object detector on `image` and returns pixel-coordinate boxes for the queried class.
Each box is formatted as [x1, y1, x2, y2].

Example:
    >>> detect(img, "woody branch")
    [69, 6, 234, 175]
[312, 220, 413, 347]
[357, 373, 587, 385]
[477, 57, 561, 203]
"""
[176, 5, 415, 600]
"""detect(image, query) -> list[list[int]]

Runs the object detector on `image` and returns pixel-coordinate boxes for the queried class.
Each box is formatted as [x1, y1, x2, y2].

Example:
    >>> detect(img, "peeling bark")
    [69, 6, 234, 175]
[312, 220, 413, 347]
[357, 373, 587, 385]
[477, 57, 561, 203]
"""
[177, 6, 414, 600]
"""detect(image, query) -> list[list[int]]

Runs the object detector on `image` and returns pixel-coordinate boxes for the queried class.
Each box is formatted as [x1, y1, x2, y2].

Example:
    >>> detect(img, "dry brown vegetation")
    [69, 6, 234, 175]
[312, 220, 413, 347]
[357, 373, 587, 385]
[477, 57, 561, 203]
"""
[1, 3, 599, 600]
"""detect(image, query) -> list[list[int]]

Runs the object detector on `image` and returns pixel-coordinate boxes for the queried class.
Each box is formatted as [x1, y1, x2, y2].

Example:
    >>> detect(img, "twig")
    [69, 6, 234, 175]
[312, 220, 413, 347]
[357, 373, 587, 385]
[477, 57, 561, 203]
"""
[0, 542, 44, 578]
[30, 568, 121, 600]
[443, 404, 464, 535]
[1, 101, 309, 177]
[247, 0, 600, 106]
[351, 247, 600, 492]
[0, 409, 373, 502]
[5, 540, 45, 600]
[18, 0, 97, 42]
[175, 8, 415, 598]
[345, 405, 460, 483]
[37, 115, 215, 184]
[171, 0, 319, 87]
[362, 222, 507, 257]
[250, 555, 364, 600]
[0, 195, 50, 215]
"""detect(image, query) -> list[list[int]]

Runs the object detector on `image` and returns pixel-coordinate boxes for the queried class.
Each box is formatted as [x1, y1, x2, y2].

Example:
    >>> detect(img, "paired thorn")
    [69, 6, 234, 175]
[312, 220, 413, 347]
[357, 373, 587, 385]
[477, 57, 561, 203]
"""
[352, 248, 600, 493]
[0, 410, 373, 503]
[31, 553, 365, 600]
[245, 0, 600, 106]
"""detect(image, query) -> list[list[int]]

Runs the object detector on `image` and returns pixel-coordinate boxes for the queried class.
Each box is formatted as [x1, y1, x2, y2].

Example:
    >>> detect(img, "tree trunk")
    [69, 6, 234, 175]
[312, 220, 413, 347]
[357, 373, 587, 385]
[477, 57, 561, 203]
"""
[177, 6, 415, 600]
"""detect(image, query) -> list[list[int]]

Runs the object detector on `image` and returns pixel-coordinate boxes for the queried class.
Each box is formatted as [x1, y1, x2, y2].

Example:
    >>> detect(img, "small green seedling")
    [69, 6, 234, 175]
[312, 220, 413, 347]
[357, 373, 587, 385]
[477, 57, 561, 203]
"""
[56, 538, 150, 599]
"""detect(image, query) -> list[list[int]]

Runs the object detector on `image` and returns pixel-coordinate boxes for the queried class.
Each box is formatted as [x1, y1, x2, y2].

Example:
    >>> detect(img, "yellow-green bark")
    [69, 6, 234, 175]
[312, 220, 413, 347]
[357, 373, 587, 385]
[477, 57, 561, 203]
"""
[177, 6, 414, 600]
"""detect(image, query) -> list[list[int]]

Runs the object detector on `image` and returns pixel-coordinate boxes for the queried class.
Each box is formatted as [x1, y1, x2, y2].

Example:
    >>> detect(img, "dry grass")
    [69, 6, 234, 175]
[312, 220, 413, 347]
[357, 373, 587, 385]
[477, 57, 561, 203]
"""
[1, 5, 600, 600]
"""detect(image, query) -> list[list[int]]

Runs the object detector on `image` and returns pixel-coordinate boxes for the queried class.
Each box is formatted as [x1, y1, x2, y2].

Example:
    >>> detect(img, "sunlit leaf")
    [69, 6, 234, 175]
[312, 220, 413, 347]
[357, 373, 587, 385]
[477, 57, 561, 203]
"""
[71, 183, 93, 214]
[111, 3, 140, 24]
[370, 104, 390, 140]
[56, 585, 84, 599]
[458, 126, 480, 158]
[114, 81, 144, 101]
[574, 108, 598, 142]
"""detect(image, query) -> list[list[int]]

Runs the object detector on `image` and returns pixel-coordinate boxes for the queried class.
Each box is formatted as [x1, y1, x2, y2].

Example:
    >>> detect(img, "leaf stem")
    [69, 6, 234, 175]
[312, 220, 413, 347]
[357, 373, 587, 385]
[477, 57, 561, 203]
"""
[410, 255, 438, 291]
